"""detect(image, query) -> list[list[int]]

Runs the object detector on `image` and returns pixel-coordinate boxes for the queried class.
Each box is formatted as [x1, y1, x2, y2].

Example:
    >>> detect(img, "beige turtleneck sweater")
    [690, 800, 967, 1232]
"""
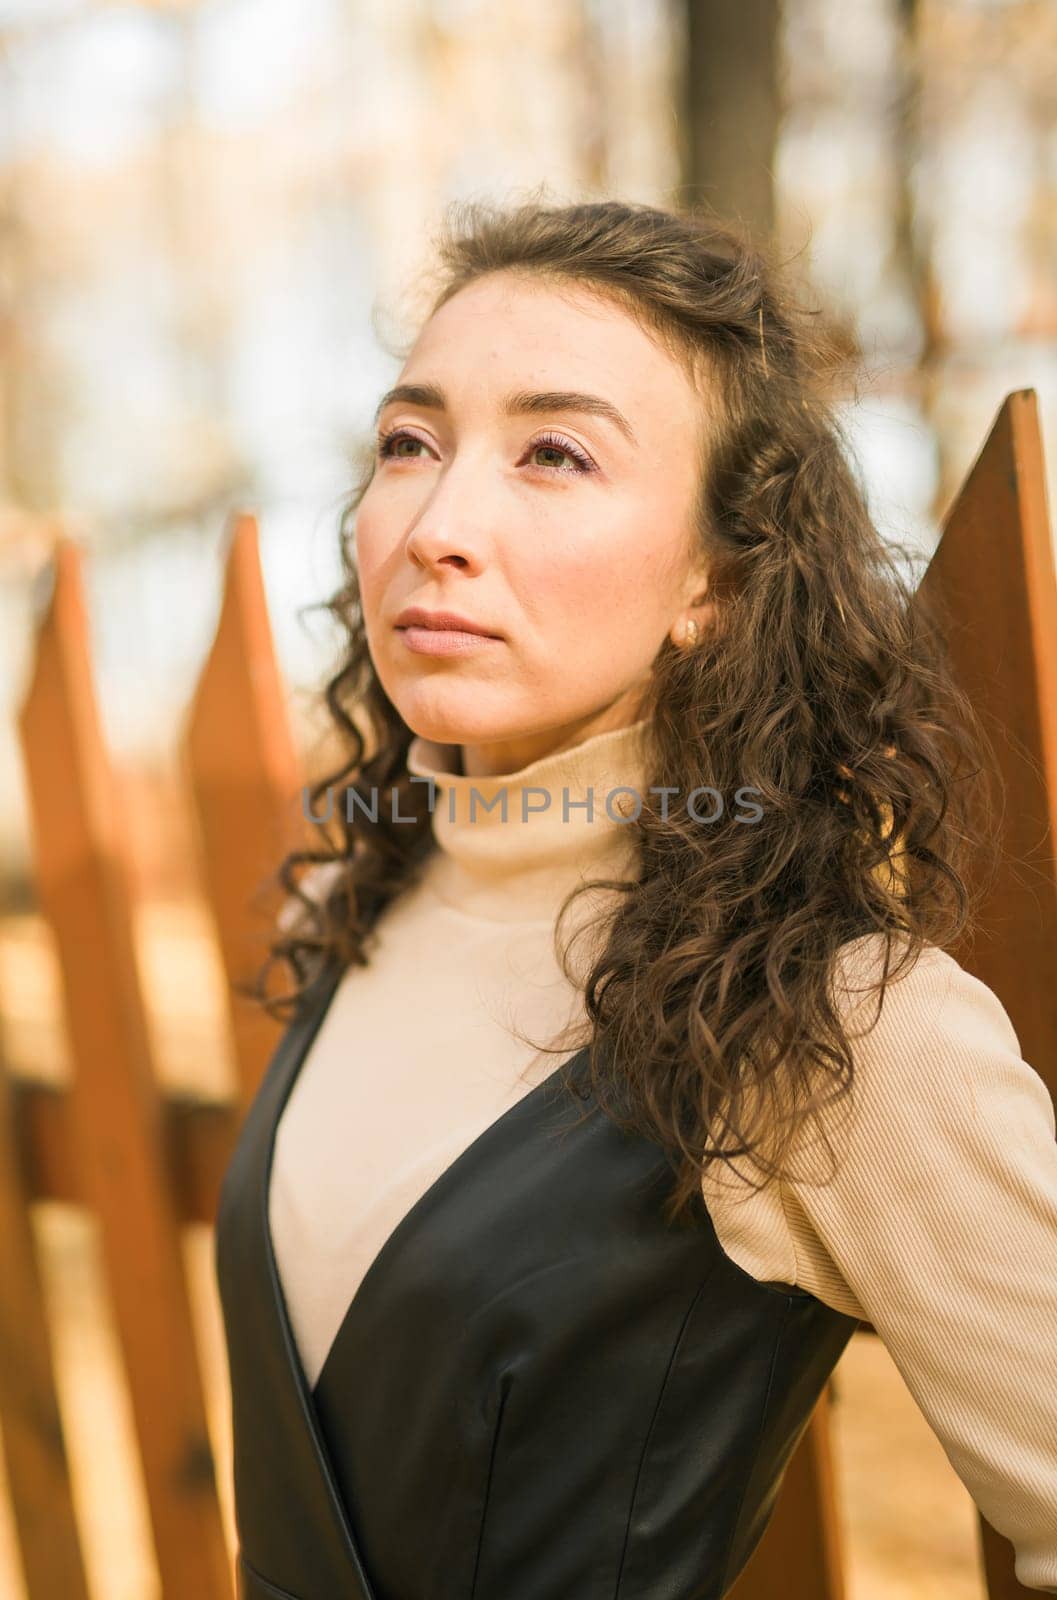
[268, 719, 1057, 1593]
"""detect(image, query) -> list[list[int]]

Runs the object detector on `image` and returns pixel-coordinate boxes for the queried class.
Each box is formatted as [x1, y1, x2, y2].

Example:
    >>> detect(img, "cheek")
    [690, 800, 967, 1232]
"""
[350, 504, 393, 606]
[534, 509, 679, 638]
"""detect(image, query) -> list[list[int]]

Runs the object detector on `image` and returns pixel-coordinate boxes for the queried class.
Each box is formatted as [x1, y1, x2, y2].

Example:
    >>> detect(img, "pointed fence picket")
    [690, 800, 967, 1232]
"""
[184, 511, 305, 1107]
[0, 981, 91, 1600]
[15, 541, 232, 1598]
[736, 388, 1057, 1600]
[919, 389, 1057, 1600]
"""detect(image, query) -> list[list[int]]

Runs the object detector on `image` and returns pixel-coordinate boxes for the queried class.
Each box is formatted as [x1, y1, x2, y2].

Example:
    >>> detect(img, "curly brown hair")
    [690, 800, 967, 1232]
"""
[248, 194, 1000, 1226]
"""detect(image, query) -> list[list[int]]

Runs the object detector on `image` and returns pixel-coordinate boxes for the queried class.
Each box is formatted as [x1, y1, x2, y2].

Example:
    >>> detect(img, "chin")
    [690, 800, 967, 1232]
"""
[388, 674, 551, 751]
[397, 697, 518, 750]
[412, 713, 565, 753]
[404, 717, 500, 748]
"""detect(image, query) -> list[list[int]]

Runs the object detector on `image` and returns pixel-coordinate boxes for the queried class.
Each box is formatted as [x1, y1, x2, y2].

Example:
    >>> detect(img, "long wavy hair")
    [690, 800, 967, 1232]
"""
[248, 195, 1000, 1226]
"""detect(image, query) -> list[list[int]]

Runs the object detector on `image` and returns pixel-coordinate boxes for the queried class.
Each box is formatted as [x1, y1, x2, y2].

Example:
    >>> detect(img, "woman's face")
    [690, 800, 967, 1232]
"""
[355, 272, 713, 777]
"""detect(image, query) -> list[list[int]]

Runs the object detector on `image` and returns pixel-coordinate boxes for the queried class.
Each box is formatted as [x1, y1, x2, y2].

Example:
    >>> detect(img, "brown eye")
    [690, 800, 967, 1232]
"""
[377, 429, 428, 461]
[528, 432, 595, 473]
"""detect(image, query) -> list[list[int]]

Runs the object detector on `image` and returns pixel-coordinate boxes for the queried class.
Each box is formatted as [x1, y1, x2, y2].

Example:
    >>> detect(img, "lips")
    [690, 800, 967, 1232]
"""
[394, 606, 500, 638]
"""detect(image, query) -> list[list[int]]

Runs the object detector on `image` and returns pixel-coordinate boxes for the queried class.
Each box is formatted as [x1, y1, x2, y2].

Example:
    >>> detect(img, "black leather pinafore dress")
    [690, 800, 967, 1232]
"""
[214, 955, 860, 1600]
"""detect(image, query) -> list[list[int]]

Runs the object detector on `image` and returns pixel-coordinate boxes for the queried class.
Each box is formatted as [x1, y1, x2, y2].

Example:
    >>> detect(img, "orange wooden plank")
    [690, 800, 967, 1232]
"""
[920, 389, 1057, 1599]
[0, 1010, 91, 1600]
[734, 390, 1057, 1600]
[17, 536, 232, 1599]
[922, 389, 1057, 1100]
[184, 511, 305, 1105]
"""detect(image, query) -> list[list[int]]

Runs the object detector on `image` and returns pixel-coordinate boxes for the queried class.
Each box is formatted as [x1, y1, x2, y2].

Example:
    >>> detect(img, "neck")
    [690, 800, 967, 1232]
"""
[456, 694, 651, 778]
[405, 716, 651, 923]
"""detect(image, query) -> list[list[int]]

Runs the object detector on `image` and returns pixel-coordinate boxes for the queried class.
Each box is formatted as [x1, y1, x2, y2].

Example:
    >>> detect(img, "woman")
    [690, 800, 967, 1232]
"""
[213, 197, 1057, 1599]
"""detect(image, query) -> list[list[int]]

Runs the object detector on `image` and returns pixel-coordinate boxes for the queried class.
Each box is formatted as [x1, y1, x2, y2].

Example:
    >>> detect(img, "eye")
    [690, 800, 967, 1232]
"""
[375, 426, 596, 475]
[528, 431, 595, 474]
[376, 427, 429, 462]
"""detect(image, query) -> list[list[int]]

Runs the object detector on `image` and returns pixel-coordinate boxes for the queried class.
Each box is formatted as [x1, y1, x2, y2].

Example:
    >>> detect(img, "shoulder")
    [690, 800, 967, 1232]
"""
[827, 931, 1033, 1073]
[828, 931, 953, 1028]
[795, 932, 1055, 1186]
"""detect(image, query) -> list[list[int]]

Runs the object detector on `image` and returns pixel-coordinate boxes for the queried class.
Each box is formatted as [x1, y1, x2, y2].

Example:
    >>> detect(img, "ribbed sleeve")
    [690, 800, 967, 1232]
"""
[779, 944, 1057, 1592]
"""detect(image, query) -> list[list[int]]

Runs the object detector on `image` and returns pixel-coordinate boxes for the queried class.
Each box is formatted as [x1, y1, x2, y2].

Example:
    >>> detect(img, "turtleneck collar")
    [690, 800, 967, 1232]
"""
[405, 718, 651, 923]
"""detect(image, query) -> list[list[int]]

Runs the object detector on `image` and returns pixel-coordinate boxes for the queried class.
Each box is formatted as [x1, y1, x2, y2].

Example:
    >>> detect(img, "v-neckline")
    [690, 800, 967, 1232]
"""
[259, 951, 593, 1400]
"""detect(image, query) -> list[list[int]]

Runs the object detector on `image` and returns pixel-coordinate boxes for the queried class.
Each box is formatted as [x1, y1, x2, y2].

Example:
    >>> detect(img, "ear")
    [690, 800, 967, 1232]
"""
[682, 566, 714, 628]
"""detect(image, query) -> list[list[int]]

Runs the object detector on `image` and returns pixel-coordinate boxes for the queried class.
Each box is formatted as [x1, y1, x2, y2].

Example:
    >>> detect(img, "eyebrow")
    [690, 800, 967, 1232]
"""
[372, 382, 637, 445]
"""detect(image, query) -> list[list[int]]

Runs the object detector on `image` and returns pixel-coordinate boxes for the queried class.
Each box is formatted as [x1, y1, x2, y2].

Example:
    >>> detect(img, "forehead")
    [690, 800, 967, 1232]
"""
[402, 273, 698, 414]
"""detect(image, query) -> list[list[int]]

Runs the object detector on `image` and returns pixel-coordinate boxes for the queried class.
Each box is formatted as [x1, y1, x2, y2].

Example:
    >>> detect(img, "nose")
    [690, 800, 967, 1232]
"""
[402, 457, 493, 573]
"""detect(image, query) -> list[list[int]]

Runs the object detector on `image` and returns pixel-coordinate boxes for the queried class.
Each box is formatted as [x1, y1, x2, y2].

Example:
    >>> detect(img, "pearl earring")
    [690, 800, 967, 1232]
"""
[673, 616, 700, 648]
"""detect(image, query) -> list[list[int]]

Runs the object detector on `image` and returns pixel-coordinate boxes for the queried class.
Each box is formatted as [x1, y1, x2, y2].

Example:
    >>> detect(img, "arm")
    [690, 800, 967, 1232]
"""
[780, 942, 1057, 1593]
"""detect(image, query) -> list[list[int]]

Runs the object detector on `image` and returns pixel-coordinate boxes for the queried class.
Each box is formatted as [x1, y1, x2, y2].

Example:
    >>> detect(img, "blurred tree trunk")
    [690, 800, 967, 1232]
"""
[678, 0, 781, 240]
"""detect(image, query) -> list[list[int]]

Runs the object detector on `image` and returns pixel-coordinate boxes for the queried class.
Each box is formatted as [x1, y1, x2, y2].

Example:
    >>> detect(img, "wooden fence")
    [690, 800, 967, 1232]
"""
[2, 392, 1054, 1598]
